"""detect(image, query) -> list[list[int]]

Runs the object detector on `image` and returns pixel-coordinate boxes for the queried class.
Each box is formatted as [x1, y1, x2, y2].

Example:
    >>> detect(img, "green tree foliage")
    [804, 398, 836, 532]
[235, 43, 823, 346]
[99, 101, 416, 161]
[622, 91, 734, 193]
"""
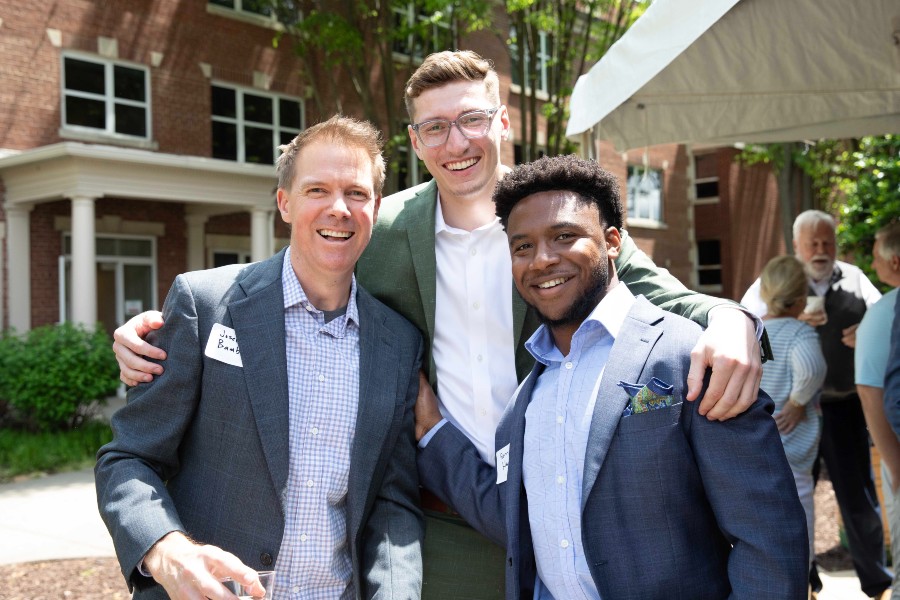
[508, 0, 645, 161]
[0, 323, 119, 432]
[823, 135, 900, 285]
[272, 0, 496, 191]
[739, 135, 900, 286]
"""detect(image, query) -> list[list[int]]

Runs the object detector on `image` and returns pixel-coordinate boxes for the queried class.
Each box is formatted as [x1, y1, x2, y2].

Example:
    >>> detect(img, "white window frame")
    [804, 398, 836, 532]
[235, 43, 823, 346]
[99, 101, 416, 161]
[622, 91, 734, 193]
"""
[509, 26, 550, 98]
[626, 165, 665, 227]
[211, 248, 252, 268]
[694, 176, 721, 205]
[211, 82, 304, 165]
[59, 233, 158, 325]
[206, 0, 285, 29]
[60, 52, 151, 141]
[391, 3, 453, 61]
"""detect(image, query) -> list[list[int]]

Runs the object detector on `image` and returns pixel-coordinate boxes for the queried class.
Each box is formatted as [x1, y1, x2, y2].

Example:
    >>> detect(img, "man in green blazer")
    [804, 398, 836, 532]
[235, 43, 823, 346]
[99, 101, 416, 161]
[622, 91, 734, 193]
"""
[357, 50, 769, 599]
[114, 51, 768, 600]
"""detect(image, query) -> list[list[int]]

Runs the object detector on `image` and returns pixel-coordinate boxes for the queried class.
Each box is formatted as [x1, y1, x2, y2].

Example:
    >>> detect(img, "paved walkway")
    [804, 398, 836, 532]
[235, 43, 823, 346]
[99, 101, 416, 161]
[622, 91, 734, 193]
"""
[0, 468, 876, 598]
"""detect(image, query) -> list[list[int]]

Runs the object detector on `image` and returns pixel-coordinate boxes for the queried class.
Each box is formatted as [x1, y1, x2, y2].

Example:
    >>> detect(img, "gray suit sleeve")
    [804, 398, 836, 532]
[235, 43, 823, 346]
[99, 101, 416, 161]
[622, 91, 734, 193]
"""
[361, 336, 426, 599]
[417, 422, 508, 547]
[94, 274, 201, 587]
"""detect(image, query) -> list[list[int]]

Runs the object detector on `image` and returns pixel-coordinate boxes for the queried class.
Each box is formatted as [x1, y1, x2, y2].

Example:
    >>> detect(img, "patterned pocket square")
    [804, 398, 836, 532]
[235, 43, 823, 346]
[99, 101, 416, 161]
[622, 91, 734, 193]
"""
[619, 377, 674, 416]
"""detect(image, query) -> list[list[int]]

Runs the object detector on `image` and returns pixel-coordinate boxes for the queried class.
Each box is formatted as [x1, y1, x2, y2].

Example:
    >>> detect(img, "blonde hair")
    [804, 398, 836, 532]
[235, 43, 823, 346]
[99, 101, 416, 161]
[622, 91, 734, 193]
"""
[276, 115, 385, 194]
[403, 50, 500, 121]
[760, 256, 809, 317]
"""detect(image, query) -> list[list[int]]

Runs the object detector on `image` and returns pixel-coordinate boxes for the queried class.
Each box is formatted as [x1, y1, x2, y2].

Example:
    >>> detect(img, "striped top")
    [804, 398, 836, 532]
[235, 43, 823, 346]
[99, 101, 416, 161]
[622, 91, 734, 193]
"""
[760, 318, 827, 472]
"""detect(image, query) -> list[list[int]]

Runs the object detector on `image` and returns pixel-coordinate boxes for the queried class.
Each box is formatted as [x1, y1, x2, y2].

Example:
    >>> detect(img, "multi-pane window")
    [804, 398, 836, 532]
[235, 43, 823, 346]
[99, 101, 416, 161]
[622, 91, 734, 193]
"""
[61, 55, 150, 138]
[509, 27, 550, 95]
[392, 3, 453, 59]
[211, 85, 303, 164]
[693, 153, 720, 204]
[626, 166, 664, 223]
[696, 239, 723, 292]
[208, 0, 273, 17]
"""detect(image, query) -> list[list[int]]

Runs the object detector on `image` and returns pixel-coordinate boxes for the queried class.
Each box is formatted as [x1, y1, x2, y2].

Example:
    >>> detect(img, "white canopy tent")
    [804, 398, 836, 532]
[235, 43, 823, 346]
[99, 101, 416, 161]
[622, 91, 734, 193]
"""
[566, 0, 900, 151]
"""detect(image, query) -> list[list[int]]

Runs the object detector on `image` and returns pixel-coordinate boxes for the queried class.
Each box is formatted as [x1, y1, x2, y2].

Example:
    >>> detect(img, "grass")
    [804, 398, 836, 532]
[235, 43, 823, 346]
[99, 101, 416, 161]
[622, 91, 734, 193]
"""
[0, 421, 112, 483]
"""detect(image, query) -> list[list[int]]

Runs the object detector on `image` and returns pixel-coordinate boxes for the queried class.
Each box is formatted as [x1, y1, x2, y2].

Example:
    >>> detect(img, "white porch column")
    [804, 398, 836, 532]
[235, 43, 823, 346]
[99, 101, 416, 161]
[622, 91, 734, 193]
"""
[250, 207, 273, 262]
[0, 221, 6, 332]
[6, 205, 31, 332]
[185, 214, 208, 272]
[70, 196, 97, 328]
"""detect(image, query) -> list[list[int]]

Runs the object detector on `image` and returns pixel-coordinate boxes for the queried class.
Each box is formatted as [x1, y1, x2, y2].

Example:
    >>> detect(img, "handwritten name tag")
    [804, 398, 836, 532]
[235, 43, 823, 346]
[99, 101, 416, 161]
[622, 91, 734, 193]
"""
[496, 443, 510, 484]
[204, 323, 243, 367]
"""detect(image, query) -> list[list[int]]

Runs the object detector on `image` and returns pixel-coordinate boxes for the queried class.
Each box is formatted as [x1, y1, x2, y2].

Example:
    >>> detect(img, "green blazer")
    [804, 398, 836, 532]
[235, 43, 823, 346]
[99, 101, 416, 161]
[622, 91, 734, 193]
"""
[357, 180, 754, 386]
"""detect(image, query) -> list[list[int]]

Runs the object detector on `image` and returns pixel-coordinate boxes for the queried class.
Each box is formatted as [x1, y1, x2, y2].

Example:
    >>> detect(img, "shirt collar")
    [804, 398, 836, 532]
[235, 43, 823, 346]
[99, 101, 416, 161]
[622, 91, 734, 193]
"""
[434, 190, 504, 236]
[281, 250, 360, 327]
[525, 282, 636, 363]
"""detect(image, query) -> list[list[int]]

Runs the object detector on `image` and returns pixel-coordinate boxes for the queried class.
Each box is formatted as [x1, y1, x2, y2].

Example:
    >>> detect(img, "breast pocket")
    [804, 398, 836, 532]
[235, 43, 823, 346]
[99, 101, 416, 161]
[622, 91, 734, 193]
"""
[616, 401, 683, 434]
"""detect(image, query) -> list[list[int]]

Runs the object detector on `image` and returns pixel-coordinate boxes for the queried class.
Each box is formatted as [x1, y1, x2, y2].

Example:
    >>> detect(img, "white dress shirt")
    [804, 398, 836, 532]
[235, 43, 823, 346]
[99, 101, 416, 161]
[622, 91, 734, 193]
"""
[432, 194, 519, 464]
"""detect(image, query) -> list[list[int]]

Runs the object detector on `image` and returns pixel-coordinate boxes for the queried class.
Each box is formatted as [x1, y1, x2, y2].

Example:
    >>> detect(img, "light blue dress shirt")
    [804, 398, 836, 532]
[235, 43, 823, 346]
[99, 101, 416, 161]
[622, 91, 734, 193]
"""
[523, 283, 635, 600]
[276, 251, 360, 600]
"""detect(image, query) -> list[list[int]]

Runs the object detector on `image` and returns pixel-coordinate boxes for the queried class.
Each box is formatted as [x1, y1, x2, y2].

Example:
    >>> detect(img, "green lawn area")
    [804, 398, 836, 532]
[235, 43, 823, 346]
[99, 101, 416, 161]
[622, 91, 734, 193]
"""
[0, 421, 112, 483]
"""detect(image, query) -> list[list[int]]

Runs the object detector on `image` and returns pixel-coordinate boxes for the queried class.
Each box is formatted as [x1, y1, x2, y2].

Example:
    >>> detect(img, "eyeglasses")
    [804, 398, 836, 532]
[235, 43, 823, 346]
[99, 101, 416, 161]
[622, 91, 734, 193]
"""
[411, 107, 501, 148]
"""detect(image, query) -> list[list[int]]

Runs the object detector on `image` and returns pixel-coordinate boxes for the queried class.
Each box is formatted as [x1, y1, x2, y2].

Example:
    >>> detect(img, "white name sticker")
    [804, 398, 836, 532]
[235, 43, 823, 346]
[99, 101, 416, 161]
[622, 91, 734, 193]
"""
[204, 323, 243, 367]
[496, 443, 510, 484]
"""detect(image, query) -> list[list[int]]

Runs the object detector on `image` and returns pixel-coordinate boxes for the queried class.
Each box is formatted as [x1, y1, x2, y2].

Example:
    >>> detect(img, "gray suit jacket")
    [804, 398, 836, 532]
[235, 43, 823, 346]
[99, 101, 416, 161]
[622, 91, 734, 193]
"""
[96, 248, 424, 599]
[419, 296, 807, 599]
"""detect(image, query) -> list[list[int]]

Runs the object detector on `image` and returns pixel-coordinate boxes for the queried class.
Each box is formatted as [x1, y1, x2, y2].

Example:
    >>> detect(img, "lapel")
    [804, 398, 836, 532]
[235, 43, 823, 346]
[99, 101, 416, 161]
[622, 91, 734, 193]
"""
[227, 249, 291, 498]
[505, 362, 545, 545]
[404, 181, 438, 347]
[581, 297, 664, 508]
[346, 286, 401, 538]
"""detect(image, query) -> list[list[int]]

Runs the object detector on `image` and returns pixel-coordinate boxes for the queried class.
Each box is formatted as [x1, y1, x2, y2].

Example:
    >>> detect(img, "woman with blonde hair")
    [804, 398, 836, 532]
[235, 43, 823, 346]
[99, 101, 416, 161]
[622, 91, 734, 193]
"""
[759, 255, 827, 575]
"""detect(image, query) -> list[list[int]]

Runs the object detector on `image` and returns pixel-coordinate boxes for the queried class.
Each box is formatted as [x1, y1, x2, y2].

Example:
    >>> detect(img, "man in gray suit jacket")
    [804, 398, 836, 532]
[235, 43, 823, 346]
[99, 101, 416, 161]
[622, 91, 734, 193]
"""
[416, 155, 808, 599]
[96, 116, 424, 599]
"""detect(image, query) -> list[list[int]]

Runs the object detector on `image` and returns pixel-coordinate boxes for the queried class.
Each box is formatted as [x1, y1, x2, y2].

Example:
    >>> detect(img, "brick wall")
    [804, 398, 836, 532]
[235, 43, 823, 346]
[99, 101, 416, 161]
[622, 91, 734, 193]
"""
[597, 141, 694, 287]
[0, 1, 306, 154]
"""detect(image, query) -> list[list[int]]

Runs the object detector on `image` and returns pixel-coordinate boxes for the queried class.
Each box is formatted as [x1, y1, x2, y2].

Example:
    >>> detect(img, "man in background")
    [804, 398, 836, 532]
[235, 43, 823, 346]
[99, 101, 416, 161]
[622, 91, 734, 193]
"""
[857, 222, 900, 597]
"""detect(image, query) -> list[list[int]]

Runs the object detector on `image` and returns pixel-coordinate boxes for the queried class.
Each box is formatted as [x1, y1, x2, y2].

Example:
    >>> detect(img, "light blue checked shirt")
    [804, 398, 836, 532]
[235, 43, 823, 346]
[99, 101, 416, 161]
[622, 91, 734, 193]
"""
[523, 282, 635, 600]
[275, 251, 360, 600]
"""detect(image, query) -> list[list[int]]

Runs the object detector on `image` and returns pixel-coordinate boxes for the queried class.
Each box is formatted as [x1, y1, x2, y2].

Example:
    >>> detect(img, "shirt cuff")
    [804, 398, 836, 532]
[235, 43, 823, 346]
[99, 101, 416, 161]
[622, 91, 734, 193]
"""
[418, 419, 448, 448]
[137, 558, 151, 578]
[709, 304, 764, 341]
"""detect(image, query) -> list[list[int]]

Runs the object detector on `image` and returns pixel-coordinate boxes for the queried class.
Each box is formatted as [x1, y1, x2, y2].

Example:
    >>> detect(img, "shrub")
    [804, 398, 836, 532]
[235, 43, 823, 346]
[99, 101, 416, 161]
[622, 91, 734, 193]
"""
[0, 323, 119, 431]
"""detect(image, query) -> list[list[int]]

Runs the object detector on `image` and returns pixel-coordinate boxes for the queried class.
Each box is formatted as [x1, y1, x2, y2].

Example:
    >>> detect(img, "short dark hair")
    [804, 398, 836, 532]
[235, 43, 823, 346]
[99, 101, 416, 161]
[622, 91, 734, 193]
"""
[494, 155, 623, 231]
[403, 51, 499, 121]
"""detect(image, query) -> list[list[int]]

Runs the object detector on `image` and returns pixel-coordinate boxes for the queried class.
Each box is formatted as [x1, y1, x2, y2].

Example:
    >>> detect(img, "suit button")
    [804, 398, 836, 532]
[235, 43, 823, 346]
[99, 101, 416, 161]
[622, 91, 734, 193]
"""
[508, 557, 513, 567]
[260, 552, 273, 566]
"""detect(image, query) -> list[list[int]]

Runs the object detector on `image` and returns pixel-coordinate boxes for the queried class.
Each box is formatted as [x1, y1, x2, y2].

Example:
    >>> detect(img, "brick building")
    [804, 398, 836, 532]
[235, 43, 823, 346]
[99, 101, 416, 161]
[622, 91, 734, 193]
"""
[0, 1, 780, 335]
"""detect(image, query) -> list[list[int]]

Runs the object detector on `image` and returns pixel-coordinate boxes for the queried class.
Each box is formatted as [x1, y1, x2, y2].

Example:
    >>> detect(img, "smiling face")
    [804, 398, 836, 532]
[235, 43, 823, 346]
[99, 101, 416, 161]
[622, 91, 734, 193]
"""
[276, 140, 380, 304]
[793, 221, 836, 282]
[507, 191, 621, 345]
[408, 79, 509, 205]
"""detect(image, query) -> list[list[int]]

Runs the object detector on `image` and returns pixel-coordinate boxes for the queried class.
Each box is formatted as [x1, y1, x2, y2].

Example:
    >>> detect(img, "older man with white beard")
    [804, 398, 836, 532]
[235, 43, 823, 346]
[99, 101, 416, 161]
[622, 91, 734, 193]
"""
[742, 210, 888, 599]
